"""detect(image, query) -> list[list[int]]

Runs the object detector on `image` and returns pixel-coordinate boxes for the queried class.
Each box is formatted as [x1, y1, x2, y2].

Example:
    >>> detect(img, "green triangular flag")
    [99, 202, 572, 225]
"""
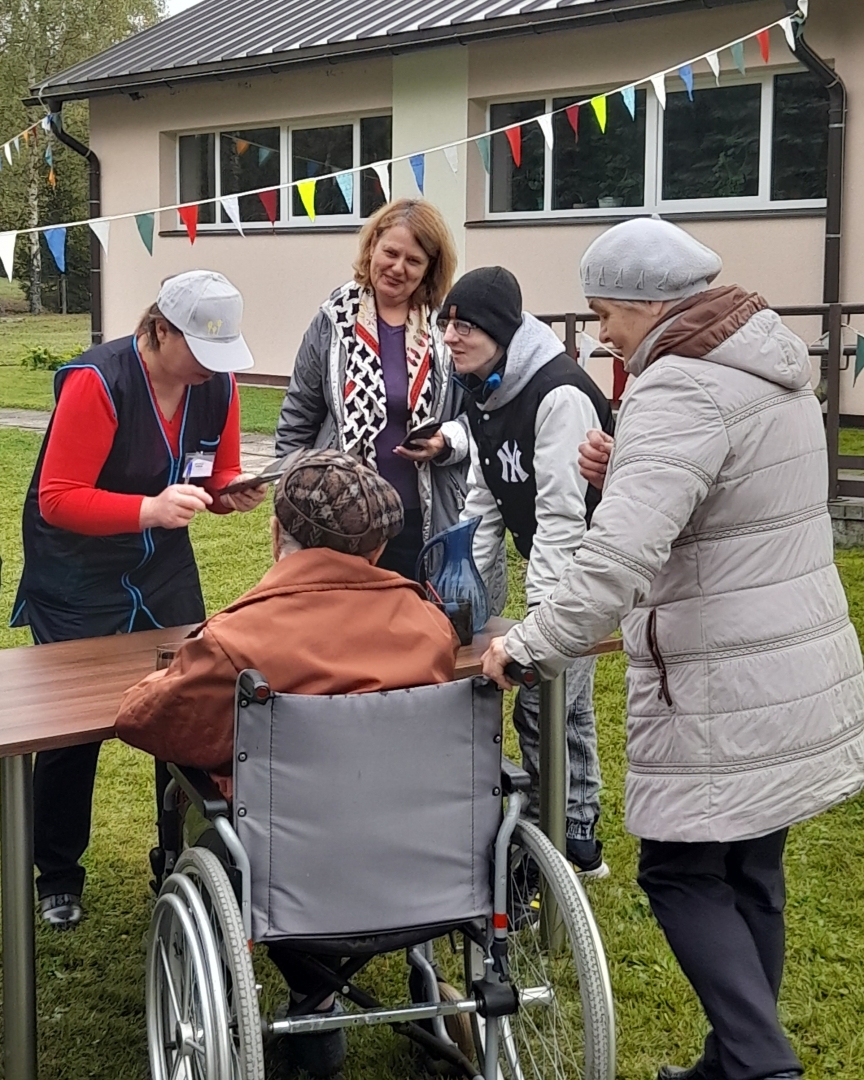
[730, 41, 746, 76]
[476, 136, 491, 174]
[135, 213, 154, 255]
[855, 333, 864, 384]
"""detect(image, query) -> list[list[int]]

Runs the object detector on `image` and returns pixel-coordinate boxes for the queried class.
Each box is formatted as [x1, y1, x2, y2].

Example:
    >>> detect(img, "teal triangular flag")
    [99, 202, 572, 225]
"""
[855, 334, 864, 385]
[135, 213, 155, 255]
[44, 227, 66, 273]
[476, 136, 491, 174]
[679, 64, 695, 101]
[730, 41, 746, 76]
[621, 86, 636, 120]
[336, 172, 353, 212]
[258, 146, 273, 166]
[409, 153, 425, 194]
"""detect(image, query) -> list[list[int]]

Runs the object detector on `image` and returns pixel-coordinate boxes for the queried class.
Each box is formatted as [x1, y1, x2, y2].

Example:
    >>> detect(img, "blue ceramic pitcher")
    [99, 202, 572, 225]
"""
[415, 517, 490, 634]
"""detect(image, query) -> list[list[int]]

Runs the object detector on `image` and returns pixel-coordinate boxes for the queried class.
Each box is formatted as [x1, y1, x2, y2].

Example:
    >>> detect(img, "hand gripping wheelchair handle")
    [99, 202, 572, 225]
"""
[504, 661, 540, 689]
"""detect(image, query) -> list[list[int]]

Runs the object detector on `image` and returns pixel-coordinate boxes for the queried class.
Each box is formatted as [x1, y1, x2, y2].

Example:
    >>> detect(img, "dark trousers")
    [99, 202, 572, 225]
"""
[638, 830, 802, 1080]
[377, 507, 424, 581]
[34, 745, 169, 899]
[268, 945, 342, 1000]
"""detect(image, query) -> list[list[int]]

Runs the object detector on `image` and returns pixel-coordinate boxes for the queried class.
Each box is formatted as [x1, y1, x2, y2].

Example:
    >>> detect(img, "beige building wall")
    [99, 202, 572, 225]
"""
[89, 0, 864, 410]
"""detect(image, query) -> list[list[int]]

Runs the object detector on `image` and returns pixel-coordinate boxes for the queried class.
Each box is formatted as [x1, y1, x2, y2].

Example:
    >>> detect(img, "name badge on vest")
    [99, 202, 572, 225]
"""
[183, 452, 215, 481]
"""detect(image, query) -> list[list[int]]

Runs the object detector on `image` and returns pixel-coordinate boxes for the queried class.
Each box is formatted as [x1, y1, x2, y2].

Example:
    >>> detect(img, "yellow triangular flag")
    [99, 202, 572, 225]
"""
[590, 95, 607, 134]
[297, 179, 316, 221]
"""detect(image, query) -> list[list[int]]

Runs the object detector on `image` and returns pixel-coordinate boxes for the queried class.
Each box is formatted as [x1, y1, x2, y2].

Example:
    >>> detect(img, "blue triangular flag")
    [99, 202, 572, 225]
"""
[258, 146, 273, 166]
[306, 160, 318, 177]
[409, 154, 425, 194]
[336, 172, 354, 212]
[679, 64, 695, 101]
[44, 145, 53, 167]
[44, 227, 66, 274]
[621, 86, 636, 120]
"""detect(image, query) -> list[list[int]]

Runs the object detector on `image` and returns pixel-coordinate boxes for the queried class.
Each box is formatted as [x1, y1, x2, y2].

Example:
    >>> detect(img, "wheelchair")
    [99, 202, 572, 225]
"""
[147, 670, 615, 1080]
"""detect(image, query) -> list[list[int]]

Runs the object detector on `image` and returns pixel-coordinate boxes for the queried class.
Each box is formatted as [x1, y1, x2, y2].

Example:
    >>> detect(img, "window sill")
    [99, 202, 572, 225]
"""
[467, 208, 827, 228]
[158, 225, 362, 237]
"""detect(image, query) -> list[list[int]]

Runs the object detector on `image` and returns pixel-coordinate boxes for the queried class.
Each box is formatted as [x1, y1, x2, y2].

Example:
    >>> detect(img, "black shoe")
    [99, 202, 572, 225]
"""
[508, 855, 540, 930]
[276, 1000, 347, 1078]
[657, 1063, 717, 1080]
[40, 893, 83, 931]
[566, 837, 610, 879]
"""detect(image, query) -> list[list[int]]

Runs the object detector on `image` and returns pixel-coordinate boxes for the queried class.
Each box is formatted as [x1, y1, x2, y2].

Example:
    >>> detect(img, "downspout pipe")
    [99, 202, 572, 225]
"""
[46, 99, 103, 346]
[783, 1, 846, 308]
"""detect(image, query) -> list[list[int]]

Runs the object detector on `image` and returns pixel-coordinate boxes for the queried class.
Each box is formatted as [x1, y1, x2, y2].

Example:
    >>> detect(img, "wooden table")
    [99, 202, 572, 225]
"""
[0, 619, 622, 1079]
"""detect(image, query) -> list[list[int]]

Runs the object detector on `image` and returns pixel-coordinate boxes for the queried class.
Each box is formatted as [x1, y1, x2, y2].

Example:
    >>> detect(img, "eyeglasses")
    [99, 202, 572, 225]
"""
[436, 317, 477, 337]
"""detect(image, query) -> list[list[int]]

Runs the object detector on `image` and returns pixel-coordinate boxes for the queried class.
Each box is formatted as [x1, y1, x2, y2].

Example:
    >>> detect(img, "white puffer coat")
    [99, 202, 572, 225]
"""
[504, 294, 864, 842]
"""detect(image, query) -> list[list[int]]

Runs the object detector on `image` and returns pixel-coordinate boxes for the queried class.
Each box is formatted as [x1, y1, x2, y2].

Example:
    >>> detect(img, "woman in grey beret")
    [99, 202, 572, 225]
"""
[483, 217, 864, 1080]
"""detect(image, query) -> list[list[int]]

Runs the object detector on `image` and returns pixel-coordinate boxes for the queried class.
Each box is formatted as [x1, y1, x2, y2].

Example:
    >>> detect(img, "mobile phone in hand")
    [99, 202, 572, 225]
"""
[218, 469, 283, 497]
[400, 419, 442, 449]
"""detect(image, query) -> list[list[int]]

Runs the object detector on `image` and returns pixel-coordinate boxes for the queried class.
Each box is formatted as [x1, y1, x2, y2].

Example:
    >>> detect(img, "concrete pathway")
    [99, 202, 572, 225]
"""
[0, 408, 276, 474]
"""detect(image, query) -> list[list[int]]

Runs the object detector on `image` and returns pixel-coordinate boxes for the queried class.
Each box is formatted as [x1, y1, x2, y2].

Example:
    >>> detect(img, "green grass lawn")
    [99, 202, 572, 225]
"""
[1, 427, 863, 1078]
[0, 313, 285, 433]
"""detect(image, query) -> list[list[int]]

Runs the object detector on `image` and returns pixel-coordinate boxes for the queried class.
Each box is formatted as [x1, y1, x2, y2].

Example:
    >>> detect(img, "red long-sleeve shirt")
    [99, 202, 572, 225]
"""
[39, 367, 242, 535]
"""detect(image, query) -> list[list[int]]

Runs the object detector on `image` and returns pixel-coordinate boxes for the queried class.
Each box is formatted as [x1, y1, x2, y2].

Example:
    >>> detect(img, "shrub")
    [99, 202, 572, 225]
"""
[20, 345, 81, 371]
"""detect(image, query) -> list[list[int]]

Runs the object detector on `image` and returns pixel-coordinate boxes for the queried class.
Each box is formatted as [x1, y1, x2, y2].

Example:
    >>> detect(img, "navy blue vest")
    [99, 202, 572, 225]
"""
[467, 353, 614, 561]
[12, 337, 232, 643]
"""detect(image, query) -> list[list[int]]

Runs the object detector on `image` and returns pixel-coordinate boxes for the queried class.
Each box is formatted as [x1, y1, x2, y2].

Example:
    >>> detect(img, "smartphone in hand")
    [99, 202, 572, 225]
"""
[218, 469, 284, 497]
[400, 419, 442, 450]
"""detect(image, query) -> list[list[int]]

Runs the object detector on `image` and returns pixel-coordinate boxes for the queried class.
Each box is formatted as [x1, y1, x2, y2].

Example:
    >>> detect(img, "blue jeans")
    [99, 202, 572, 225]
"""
[512, 656, 601, 840]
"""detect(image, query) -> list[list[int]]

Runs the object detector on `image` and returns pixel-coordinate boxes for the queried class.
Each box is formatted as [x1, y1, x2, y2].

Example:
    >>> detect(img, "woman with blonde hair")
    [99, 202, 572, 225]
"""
[276, 198, 467, 578]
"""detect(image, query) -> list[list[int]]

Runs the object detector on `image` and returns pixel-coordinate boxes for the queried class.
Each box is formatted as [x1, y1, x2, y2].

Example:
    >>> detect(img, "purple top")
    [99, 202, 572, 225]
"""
[374, 318, 420, 510]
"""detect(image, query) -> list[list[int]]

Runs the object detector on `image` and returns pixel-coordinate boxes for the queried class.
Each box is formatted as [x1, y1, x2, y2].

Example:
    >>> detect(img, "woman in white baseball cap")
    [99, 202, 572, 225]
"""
[12, 268, 267, 932]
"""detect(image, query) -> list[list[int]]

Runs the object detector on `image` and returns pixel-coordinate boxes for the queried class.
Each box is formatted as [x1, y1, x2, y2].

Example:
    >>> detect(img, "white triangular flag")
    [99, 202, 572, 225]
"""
[705, 51, 721, 84]
[0, 230, 17, 281]
[651, 73, 667, 110]
[3, 143, 11, 166]
[443, 145, 458, 174]
[578, 331, 602, 370]
[89, 218, 111, 255]
[40, 116, 51, 132]
[781, 17, 796, 50]
[798, 0, 808, 16]
[220, 195, 244, 235]
[537, 113, 554, 150]
[373, 162, 391, 204]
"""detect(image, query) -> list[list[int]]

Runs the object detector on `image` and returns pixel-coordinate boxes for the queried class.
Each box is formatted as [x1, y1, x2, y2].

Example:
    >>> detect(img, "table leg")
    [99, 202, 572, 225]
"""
[539, 674, 567, 951]
[1, 754, 37, 1080]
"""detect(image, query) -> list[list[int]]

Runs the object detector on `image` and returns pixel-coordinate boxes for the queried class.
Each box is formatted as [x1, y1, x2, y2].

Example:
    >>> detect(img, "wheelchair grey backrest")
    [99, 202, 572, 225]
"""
[233, 675, 503, 943]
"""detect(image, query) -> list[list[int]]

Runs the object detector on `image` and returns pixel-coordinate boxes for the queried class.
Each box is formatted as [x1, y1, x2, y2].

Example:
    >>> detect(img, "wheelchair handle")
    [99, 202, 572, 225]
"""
[504, 662, 540, 689]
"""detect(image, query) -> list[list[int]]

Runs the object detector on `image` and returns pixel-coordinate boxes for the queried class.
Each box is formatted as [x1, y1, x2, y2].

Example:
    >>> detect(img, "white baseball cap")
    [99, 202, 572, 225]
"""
[157, 270, 254, 373]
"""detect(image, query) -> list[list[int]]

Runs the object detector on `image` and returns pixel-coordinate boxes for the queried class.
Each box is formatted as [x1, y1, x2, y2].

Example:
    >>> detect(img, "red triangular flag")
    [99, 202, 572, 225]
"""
[565, 105, 580, 142]
[258, 189, 278, 225]
[757, 29, 770, 63]
[178, 204, 198, 244]
[504, 126, 522, 168]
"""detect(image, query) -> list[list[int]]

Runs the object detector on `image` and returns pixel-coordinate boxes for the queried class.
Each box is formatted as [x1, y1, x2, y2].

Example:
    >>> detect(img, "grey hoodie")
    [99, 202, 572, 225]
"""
[462, 313, 602, 611]
[505, 301, 864, 842]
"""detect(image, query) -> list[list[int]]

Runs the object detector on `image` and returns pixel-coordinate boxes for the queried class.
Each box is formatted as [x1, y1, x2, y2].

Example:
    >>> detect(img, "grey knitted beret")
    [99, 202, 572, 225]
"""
[581, 218, 722, 301]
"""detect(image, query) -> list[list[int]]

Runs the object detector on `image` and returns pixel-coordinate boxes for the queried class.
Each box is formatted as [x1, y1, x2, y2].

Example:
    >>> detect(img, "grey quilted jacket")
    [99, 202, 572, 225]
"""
[505, 297, 864, 842]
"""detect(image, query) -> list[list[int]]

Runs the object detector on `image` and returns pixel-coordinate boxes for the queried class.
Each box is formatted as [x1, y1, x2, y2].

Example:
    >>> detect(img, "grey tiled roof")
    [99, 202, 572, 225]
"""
[33, 0, 734, 101]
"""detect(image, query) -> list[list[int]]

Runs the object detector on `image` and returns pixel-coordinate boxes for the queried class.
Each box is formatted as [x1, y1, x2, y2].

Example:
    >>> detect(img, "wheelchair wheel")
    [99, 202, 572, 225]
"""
[147, 887, 229, 1080]
[175, 847, 266, 1080]
[466, 819, 615, 1080]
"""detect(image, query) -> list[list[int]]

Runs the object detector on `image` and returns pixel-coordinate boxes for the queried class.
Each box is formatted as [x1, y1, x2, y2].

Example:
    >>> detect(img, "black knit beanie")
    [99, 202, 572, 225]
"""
[440, 267, 523, 348]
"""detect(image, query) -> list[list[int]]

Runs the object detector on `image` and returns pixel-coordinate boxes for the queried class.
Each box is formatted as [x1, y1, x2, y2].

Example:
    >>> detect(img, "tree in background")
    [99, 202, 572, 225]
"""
[0, 0, 163, 312]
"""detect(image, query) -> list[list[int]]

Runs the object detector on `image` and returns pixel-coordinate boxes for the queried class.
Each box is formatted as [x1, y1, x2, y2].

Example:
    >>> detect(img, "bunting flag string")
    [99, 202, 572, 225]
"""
[409, 153, 425, 194]
[0, 231, 17, 282]
[336, 172, 354, 211]
[0, 11, 806, 256]
[504, 126, 521, 168]
[44, 227, 66, 274]
[297, 179, 316, 221]
[590, 95, 607, 133]
[220, 195, 244, 235]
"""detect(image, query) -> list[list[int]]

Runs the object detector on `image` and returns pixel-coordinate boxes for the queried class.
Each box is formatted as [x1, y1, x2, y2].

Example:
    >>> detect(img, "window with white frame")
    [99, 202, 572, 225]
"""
[486, 70, 828, 217]
[176, 115, 392, 227]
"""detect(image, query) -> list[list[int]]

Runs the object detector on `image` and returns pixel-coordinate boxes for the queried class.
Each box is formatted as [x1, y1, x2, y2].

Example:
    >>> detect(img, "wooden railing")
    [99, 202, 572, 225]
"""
[538, 304, 864, 502]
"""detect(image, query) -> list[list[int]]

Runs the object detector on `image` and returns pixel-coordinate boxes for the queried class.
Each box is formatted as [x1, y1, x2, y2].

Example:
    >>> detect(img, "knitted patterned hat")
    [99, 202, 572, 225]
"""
[274, 449, 403, 555]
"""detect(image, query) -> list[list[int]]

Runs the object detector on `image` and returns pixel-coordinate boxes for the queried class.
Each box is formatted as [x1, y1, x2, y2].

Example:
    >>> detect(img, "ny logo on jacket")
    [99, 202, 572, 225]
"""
[497, 441, 529, 484]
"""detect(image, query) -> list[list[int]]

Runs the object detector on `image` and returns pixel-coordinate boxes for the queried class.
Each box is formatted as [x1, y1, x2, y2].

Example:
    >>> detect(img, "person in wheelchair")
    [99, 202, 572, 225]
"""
[117, 449, 459, 1075]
